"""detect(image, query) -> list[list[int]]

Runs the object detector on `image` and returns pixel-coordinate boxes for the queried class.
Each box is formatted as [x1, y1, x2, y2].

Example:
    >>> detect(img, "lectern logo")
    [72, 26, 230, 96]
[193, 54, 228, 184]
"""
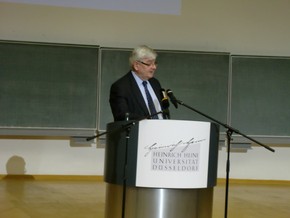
[144, 138, 205, 172]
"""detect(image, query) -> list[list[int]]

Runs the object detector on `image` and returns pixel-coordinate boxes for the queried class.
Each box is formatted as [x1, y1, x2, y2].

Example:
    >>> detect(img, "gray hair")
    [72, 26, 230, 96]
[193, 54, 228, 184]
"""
[129, 45, 157, 66]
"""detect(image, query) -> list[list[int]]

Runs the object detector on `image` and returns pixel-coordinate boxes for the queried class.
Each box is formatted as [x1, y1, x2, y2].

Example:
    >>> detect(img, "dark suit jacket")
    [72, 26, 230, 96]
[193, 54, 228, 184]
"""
[110, 71, 164, 121]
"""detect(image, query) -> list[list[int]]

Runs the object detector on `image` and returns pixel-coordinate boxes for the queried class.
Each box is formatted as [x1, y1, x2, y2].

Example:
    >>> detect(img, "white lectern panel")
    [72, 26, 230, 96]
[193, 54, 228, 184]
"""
[136, 120, 211, 189]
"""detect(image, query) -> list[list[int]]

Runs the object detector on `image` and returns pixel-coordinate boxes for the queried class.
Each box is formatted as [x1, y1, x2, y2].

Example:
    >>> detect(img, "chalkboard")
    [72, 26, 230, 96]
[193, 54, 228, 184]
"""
[99, 48, 131, 130]
[99, 48, 230, 131]
[0, 41, 99, 135]
[231, 56, 290, 136]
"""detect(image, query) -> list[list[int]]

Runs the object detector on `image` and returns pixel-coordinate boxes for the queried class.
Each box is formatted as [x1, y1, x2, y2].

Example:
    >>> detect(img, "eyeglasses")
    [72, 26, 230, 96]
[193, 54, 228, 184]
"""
[137, 60, 158, 67]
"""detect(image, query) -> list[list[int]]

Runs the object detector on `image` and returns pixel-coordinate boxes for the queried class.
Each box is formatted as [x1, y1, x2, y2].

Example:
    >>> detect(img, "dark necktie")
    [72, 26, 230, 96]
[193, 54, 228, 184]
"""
[142, 81, 159, 119]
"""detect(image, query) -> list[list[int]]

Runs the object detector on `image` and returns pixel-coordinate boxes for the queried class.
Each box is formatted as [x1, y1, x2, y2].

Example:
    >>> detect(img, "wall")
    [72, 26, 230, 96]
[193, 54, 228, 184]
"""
[0, 0, 290, 180]
[0, 138, 105, 175]
[1, 0, 290, 55]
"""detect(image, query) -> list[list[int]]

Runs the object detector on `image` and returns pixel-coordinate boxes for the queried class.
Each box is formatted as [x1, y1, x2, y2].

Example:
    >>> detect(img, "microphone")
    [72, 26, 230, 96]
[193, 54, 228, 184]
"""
[160, 88, 170, 109]
[125, 112, 130, 121]
[160, 88, 170, 119]
[166, 89, 178, 108]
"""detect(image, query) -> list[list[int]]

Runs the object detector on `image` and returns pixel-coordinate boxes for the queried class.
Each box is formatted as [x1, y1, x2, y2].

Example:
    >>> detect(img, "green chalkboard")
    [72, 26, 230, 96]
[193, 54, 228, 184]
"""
[99, 48, 230, 130]
[0, 41, 99, 134]
[99, 48, 132, 130]
[3, 41, 288, 138]
[231, 56, 290, 136]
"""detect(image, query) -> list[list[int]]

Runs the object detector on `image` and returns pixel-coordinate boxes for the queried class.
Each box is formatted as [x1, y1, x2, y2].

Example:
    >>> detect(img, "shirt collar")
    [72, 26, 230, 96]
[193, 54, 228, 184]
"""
[131, 71, 146, 85]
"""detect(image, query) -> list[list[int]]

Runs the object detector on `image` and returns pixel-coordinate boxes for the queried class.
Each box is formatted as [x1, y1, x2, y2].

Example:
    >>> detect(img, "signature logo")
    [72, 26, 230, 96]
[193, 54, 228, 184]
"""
[144, 138, 206, 157]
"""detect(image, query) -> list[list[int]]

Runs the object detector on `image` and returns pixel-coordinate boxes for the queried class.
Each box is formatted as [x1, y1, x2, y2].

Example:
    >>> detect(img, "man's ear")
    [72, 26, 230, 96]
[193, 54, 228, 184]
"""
[132, 61, 139, 71]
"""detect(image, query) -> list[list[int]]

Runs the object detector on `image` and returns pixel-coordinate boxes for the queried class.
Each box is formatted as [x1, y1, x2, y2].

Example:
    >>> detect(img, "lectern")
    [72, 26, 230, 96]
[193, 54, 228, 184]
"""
[104, 120, 219, 218]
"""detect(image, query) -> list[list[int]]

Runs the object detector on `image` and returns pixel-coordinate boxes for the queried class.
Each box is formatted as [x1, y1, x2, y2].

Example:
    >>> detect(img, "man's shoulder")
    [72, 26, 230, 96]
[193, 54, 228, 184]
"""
[112, 71, 133, 86]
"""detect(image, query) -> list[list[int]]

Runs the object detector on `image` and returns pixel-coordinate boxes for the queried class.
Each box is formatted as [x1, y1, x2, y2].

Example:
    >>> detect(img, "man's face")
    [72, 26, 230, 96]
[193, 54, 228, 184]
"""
[133, 58, 157, 80]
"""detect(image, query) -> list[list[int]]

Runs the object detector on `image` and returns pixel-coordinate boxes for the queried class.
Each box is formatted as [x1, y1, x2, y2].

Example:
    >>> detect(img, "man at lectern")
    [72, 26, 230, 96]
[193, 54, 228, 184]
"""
[110, 45, 169, 121]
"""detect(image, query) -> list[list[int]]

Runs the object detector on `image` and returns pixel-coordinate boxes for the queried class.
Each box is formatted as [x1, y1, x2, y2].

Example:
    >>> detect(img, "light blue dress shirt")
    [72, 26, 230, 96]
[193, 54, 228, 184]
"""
[131, 71, 163, 119]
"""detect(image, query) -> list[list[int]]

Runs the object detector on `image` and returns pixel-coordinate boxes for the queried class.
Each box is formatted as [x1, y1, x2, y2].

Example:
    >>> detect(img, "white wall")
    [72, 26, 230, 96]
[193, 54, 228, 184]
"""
[218, 146, 290, 181]
[0, 138, 105, 175]
[1, 0, 290, 180]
